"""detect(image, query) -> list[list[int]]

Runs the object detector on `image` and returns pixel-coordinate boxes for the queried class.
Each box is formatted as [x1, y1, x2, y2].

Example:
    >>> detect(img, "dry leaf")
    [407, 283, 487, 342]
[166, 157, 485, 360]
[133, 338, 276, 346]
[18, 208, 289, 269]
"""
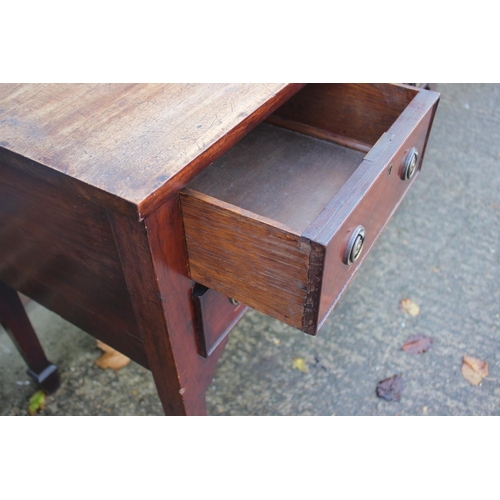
[400, 298, 420, 317]
[28, 390, 46, 416]
[95, 340, 131, 371]
[292, 358, 308, 373]
[402, 334, 434, 354]
[461, 355, 488, 386]
[376, 374, 404, 401]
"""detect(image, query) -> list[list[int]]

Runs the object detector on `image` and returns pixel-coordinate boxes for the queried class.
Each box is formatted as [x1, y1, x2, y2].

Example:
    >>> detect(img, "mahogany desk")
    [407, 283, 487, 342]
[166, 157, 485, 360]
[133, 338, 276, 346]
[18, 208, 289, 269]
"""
[0, 84, 439, 415]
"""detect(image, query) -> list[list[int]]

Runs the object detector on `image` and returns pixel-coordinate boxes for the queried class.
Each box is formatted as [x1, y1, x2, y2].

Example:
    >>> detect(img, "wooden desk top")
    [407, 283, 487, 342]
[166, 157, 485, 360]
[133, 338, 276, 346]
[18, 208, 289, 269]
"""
[0, 84, 302, 218]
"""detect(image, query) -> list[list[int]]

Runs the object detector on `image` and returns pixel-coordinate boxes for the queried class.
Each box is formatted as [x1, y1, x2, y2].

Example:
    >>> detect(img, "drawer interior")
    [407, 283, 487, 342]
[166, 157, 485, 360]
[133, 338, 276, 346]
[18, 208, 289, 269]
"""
[181, 83, 438, 334]
[187, 84, 418, 234]
[187, 124, 364, 234]
[267, 83, 418, 152]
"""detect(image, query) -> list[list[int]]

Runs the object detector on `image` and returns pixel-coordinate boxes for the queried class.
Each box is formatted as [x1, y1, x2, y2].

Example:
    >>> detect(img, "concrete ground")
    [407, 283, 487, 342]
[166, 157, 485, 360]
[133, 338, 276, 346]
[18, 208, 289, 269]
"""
[1, 83, 499, 416]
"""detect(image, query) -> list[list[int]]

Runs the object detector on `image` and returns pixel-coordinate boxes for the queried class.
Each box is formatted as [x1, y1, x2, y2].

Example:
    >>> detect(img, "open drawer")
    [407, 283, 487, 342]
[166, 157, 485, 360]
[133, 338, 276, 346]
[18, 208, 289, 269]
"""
[180, 84, 440, 335]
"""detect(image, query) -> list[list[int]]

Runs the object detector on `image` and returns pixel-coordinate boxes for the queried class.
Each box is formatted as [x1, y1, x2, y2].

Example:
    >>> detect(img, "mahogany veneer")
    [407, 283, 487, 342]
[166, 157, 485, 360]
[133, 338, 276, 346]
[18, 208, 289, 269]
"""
[0, 83, 439, 415]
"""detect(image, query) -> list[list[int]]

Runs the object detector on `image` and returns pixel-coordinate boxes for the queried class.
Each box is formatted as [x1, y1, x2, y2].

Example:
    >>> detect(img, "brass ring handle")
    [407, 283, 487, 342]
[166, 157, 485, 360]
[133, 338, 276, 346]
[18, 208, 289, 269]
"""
[344, 226, 366, 265]
[402, 147, 419, 181]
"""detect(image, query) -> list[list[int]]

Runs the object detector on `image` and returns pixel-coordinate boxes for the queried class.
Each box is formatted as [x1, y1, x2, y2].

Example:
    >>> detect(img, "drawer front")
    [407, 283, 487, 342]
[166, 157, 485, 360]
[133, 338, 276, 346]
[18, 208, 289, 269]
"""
[313, 99, 436, 327]
[181, 85, 440, 335]
[193, 285, 247, 357]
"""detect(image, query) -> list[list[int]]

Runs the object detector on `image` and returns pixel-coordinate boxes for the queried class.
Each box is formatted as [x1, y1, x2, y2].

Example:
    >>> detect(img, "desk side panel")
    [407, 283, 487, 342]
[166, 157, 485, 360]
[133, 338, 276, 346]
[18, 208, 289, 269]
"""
[0, 161, 144, 360]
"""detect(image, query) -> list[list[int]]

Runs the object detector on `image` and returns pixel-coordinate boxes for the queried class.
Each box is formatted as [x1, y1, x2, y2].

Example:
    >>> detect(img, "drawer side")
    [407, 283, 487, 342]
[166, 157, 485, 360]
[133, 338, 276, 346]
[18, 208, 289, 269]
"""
[180, 189, 313, 330]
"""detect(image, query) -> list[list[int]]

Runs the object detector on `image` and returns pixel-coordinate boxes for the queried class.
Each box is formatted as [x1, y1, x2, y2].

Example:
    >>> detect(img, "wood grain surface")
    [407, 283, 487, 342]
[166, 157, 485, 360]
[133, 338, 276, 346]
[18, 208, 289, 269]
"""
[0, 158, 141, 336]
[0, 84, 304, 218]
[267, 83, 417, 150]
[181, 189, 313, 330]
[193, 286, 247, 358]
[311, 90, 440, 327]
[145, 195, 236, 415]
